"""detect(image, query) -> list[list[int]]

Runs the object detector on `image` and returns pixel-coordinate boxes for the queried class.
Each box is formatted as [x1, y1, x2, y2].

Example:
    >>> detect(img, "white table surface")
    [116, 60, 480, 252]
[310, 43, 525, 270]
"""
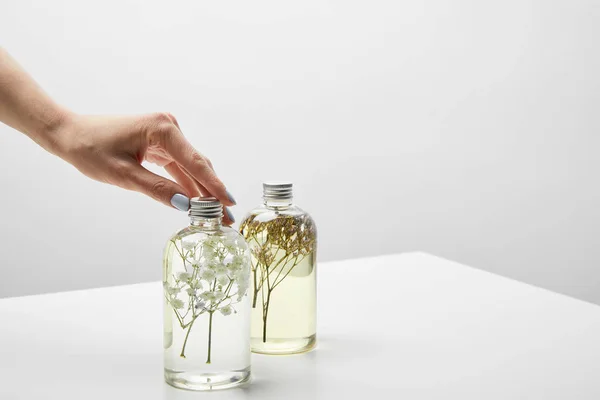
[1, 252, 600, 400]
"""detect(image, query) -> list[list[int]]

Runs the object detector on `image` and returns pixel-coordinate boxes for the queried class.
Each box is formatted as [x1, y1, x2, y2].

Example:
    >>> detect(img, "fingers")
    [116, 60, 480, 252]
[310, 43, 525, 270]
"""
[126, 163, 190, 211]
[164, 162, 235, 225]
[223, 206, 235, 226]
[157, 126, 234, 206]
[172, 163, 212, 198]
[164, 112, 181, 130]
[179, 149, 233, 206]
[164, 162, 203, 198]
[143, 112, 236, 207]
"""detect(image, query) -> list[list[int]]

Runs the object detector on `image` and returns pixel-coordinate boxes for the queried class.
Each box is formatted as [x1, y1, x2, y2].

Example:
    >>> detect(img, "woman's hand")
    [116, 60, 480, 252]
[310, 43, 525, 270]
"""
[0, 48, 236, 224]
[52, 111, 236, 224]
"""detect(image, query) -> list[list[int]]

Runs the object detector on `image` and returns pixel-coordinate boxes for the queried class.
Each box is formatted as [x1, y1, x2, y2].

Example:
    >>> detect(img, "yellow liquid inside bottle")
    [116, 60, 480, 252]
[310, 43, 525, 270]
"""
[241, 205, 317, 354]
[250, 249, 316, 354]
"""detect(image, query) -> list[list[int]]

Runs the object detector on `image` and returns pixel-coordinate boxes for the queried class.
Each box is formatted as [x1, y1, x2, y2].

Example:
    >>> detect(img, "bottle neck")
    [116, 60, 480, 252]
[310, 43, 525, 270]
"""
[190, 216, 222, 229]
[264, 197, 293, 209]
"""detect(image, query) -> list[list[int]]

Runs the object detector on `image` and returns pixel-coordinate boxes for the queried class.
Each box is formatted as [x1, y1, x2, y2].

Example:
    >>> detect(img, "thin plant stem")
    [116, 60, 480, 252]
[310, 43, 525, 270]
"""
[261, 251, 293, 293]
[271, 252, 296, 285]
[262, 289, 271, 342]
[165, 294, 186, 328]
[260, 274, 266, 314]
[273, 255, 306, 289]
[206, 311, 214, 364]
[259, 255, 302, 341]
[171, 240, 188, 272]
[180, 315, 198, 358]
[252, 265, 259, 308]
[212, 280, 234, 310]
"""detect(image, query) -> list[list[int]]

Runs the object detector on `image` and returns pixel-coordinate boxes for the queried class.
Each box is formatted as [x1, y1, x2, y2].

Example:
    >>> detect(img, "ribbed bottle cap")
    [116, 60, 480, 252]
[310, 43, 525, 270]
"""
[189, 197, 223, 218]
[263, 181, 293, 200]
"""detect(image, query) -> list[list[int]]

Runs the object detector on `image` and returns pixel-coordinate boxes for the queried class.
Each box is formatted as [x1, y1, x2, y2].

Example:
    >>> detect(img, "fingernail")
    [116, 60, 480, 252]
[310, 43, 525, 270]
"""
[225, 207, 235, 223]
[226, 190, 237, 205]
[170, 194, 190, 211]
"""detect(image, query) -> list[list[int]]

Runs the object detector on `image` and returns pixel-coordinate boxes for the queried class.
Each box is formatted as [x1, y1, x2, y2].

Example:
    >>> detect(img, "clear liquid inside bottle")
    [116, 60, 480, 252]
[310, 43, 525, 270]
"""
[163, 210, 251, 390]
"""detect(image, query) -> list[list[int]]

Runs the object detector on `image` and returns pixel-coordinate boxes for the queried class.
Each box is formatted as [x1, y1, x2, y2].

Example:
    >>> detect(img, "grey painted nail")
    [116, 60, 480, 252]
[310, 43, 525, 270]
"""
[170, 194, 190, 211]
[225, 207, 235, 223]
[226, 189, 237, 205]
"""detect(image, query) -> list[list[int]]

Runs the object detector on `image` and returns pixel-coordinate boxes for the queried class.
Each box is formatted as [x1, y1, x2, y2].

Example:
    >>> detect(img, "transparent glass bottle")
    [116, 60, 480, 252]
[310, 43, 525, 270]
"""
[239, 182, 317, 354]
[163, 197, 251, 390]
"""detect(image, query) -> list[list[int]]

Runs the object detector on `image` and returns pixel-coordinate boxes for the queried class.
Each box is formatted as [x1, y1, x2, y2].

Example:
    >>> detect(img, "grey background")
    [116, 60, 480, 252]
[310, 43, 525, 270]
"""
[1, 0, 599, 302]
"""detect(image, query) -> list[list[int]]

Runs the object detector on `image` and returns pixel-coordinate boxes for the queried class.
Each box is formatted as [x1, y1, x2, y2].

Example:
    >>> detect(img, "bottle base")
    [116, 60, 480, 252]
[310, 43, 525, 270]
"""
[251, 334, 316, 355]
[165, 366, 251, 391]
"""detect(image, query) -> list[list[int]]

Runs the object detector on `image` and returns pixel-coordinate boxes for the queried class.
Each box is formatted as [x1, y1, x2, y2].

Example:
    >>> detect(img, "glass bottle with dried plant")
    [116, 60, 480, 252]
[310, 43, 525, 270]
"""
[239, 182, 317, 354]
[163, 197, 251, 391]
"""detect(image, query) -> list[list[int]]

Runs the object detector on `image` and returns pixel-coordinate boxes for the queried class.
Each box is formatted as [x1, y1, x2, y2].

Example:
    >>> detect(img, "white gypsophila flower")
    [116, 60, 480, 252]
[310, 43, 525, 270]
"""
[167, 286, 180, 295]
[195, 300, 206, 311]
[171, 299, 184, 309]
[214, 264, 229, 277]
[214, 291, 225, 301]
[206, 261, 219, 270]
[236, 275, 249, 297]
[235, 247, 246, 258]
[224, 242, 238, 255]
[203, 246, 217, 261]
[228, 256, 241, 269]
[201, 290, 224, 302]
[238, 277, 249, 291]
[188, 279, 201, 290]
[204, 235, 220, 245]
[220, 305, 232, 316]
[235, 270, 249, 286]
[227, 257, 239, 270]
[199, 292, 211, 302]
[178, 272, 191, 282]
[187, 257, 202, 268]
[236, 287, 247, 302]
[186, 288, 196, 296]
[200, 269, 216, 281]
[203, 235, 220, 248]
[236, 282, 247, 296]
[209, 290, 225, 301]
[217, 275, 229, 286]
[181, 240, 196, 251]
[228, 266, 240, 277]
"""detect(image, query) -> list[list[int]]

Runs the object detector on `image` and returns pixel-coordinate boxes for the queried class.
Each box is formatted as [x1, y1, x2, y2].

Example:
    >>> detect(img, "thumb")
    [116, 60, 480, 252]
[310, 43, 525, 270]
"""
[127, 164, 191, 211]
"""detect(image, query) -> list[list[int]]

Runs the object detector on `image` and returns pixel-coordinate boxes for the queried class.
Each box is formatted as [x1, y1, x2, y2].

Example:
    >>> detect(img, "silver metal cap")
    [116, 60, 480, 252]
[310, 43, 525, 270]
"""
[189, 197, 223, 218]
[263, 181, 293, 200]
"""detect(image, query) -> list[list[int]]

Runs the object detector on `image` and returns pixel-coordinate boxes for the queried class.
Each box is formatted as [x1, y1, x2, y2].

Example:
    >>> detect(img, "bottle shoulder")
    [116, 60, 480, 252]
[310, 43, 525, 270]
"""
[167, 224, 247, 245]
[239, 204, 317, 240]
[167, 225, 195, 241]
[241, 203, 315, 222]
[220, 225, 249, 244]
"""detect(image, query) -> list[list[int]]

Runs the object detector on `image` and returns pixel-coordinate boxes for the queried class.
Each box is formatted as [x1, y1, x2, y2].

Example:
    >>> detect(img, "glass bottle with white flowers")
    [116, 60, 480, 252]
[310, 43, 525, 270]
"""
[240, 182, 317, 355]
[163, 197, 251, 391]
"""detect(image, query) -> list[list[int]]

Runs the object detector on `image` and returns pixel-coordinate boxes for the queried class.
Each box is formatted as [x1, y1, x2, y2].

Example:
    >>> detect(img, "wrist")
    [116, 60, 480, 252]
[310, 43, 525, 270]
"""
[41, 107, 77, 157]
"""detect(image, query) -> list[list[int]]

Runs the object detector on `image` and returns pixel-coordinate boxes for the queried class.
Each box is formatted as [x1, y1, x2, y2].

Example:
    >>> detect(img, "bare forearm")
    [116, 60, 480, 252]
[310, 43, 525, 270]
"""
[0, 47, 70, 154]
